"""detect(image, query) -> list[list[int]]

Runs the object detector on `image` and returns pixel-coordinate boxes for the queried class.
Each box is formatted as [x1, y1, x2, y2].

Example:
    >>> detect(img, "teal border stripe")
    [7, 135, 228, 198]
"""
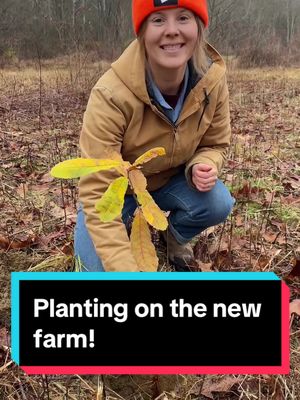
[11, 271, 279, 365]
[12, 271, 279, 281]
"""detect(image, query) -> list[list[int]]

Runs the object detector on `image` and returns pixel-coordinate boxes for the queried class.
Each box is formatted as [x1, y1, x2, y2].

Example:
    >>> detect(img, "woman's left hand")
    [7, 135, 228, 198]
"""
[192, 163, 218, 192]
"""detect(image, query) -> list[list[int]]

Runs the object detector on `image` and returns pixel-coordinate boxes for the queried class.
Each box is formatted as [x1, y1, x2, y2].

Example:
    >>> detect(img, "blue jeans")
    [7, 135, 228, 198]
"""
[74, 171, 235, 271]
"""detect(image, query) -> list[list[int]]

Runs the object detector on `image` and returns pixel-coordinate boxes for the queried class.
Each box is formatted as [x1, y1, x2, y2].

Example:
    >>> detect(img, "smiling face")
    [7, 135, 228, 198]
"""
[143, 8, 198, 75]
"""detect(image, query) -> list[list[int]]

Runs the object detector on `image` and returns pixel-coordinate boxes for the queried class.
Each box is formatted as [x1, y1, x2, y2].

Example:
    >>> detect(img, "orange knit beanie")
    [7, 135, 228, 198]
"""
[132, 0, 209, 34]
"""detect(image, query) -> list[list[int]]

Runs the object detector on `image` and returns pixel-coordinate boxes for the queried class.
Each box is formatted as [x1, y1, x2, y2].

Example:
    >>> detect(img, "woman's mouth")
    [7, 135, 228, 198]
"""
[160, 44, 184, 52]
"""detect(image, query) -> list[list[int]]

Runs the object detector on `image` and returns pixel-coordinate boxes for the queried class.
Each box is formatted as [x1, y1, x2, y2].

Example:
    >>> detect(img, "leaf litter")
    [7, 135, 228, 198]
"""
[0, 65, 300, 398]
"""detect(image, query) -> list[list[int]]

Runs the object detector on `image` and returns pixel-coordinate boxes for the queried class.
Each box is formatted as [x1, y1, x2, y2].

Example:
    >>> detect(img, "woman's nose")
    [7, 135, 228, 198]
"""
[164, 20, 180, 36]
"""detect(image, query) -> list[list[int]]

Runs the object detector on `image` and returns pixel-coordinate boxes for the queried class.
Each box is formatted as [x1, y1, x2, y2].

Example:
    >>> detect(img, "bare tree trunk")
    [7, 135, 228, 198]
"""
[97, 0, 101, 40]
[82, 0, 86, 42]
[72, 0, 76, 33]
[47, 0, 52, 22]
[286, 0, 291, 46]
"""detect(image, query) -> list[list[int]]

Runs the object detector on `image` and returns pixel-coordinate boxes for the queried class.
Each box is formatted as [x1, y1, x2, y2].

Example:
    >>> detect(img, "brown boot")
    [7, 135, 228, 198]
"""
[161, 230, 197, 272]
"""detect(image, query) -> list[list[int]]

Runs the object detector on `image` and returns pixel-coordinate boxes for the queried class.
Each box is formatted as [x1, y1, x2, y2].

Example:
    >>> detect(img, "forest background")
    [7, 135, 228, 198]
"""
[0, 0, 300, 66]
[0, 0, 300, 399]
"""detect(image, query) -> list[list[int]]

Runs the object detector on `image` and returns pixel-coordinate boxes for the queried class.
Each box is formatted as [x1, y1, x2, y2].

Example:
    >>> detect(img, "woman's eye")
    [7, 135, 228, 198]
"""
[152, 18, 163, 24]
[179, 15, 189, 21]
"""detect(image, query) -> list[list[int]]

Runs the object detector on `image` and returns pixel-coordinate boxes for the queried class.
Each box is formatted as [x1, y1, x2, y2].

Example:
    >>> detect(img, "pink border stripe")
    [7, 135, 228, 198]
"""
[22, 365, 290, 375]
[281, 282, 290, 373]
[21, 281, 290, 376]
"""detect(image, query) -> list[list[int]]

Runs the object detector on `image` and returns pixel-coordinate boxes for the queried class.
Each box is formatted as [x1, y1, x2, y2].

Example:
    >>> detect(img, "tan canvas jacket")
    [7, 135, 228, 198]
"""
[79, 39, 231, 272]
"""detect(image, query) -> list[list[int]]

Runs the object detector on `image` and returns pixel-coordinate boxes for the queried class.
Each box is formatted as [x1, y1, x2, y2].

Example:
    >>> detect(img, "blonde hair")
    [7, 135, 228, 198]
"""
[192, 17, 209, 76]
[137, 14, 209, 77]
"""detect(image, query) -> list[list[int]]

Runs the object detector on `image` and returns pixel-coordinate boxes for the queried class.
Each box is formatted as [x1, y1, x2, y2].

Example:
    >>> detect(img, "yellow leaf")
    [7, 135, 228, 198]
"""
[51, 158, 123, 179]
[137, 191, 168, 231]
[130, 209, 158, 272]
[115, 163, 130, 178]
[95, 177, 128, 222]
[128, 169, 147, 193]
[133, 147, 166, 166]
[103, 150, 131, 177]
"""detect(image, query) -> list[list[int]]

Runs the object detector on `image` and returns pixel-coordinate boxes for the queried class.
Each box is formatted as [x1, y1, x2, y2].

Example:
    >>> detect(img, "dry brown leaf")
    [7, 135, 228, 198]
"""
[265, 191, 275, 204]
[288, 258, 300, 279]
[3, 162, 13, 168]
[0, 234, 37, 250]
[60, 242, 74, 256]
[231, 236, 248, 250]
[214, 252, 232, 269]
[205, 226, 216, 236]
[226, 173, 234, 183]
[39, 172, 54, 183]
[0, 235, 10, 250]
[197, 261, 213, 272]
[201, 376, 241, 399]
[277, 235, 287, 245]
[270, 220, 285, 231]
[10, 236, 38, 249]
[16, 183, 29, 199]
[50, 202, 76, 223]
[39, 230, 66, 247]
[253, 250, 281, 271]
[289, 174, 300, 190]
[234, 181, 264, 199]
[65, 212, 77, 225]
[193, 240, 208, 260]
[30, 183, 51, 193]
[208, 240, 229, 256]
[133, 147, 165, 166]
[280, 194, 300, 205]
[253, 257, 270, 271]
[130, 209, 158, 271]
[137, 191, 168, 230]
[290, 299, 300, 317]
[0, 327, 10, 348]
[49, 201, 66, 219]
[128, 168, 147, 193]
[234, 181, 251, 198]
[235, 215, 244, 227]
[19, 212, 34, 225]
[262, 231, 278, 243]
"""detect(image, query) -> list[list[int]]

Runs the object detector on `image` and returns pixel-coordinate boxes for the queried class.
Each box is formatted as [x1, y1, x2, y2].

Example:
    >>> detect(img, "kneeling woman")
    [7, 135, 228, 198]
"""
[75, 0, 234, 272]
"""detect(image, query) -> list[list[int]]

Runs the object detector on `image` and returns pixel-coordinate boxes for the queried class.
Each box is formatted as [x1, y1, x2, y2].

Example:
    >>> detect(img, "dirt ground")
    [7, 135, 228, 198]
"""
[0, 60, 299, 399]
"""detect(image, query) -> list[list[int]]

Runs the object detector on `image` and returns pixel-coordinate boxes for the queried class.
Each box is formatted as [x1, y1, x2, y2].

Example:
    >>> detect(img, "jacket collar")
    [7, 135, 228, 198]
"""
[111, 40, 150, 104]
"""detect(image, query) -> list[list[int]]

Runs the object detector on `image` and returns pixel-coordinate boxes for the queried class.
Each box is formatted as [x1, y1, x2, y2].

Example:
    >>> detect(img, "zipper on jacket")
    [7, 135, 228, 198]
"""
[149, 89, 210, 169]
[173, 125, 179, 142]
[169, 125, 179, 168]
[150, 101, 180, 135]
[197, 89, 210, 131]
[156, 107, 179, 167]
[150, 102, 180, 168]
